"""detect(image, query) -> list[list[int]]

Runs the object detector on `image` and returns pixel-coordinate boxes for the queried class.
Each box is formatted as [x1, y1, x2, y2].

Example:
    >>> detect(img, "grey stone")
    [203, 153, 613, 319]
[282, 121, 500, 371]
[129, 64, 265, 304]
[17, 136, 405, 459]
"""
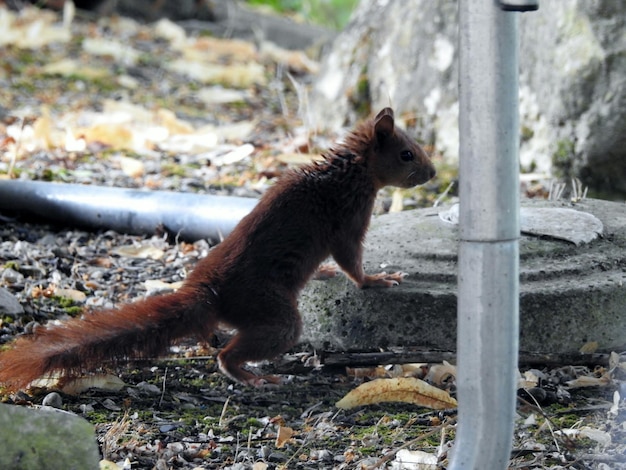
[0, 403, 100, 470]
[299, 198, 626, 354]
[42, 392, 63, 409]
[310, 0, 626, 196]
[0, 287, 24, 316]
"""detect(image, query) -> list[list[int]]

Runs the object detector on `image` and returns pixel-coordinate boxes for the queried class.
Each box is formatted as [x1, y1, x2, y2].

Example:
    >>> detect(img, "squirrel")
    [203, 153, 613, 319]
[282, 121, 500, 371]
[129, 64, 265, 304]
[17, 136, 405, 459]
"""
[0, 107, 435, 389]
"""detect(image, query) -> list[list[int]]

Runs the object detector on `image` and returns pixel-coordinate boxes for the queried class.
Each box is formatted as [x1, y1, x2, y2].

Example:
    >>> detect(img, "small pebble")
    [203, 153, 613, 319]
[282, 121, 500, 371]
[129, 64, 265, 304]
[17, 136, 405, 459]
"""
[42, 392, 63, 408]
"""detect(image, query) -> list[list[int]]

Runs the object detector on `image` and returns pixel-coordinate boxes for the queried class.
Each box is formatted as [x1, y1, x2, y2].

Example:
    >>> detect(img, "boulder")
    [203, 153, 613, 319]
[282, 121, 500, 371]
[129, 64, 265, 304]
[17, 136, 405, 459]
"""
[0, 403, 100, 470]
[310, 0, 626, 196]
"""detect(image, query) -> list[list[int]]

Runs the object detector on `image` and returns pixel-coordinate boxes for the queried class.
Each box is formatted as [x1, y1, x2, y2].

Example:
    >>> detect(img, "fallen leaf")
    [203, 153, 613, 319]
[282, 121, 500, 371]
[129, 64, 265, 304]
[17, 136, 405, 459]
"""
[336, 377, 457, 410]
[156, 109, 194, 135]
[565, 374, 611, 388]
[196, 87, 251, 105]
[143, 279, 183, 293]
[60, 374, 126, 395]
[55, 288, 87, 303]
[167, 60, 266, 87]
[346, 366, 389, 379]
[79, 123, 134, 149]
[29, 373, 125, 394]
[116, 155, 145, 178]
[210, 144, 255, 167]
[153, 17, 187, 47]
[112, 244, 165, 260]
[425, 361, 457, 386]
[214, 121, 257, 142]
[579, 341, 599, 353]
[556, 426, 612, 447]
[188, 36, 257, 62]
[41, 58, 109, 79]
[276, 153, 323, 165]
[275, 425, 294, 448]
[99, 460, 120, 470]
[82, 37, 140, 65]
[518, 369, 540, 389]
[259, 41, 319, 74]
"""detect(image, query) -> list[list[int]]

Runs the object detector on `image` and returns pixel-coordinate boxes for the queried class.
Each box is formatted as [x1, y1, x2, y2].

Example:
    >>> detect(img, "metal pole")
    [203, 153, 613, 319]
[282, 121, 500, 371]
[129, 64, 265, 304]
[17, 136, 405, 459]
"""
[450, 0, 527, 467]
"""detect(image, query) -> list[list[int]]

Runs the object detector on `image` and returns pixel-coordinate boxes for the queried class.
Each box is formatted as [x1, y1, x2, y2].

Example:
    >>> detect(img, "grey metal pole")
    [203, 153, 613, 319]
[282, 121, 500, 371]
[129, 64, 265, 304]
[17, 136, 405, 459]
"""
[0, 180, 258, 242]
[450, 0, 525, 468]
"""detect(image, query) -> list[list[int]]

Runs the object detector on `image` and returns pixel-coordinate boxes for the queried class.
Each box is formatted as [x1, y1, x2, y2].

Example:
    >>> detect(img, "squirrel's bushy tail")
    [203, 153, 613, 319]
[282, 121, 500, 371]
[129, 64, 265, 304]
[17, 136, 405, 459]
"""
[0, 289, 215, 390]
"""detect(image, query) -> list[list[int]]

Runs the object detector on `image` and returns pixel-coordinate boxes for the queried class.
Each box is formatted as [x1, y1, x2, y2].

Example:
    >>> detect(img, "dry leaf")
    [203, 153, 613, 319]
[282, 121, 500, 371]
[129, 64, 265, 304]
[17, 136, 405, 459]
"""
[425, 361, 457, 385]
[158, 131, 219, 154]
[566, 374, 612, 388]
[210, 144, 255, 167]
[579, 341, 599, 353]
[608, 351, 621, 372]
[275, 426, 294, 449]
[55, 288, 87, 303]
[153, 17, 187, 47]
[79, 123, 134, 149]
[82, 37, 140, 65]
[215, 121, 257, 142]
[196, 87, 250, 105]
[112, 244, 165, 260]
[99, 460, 120, 470]
[259, 41, 319, 74]
[167, 60, 266, 87]
[346, 366, 389, 379]
[143, 279, 183, 293]
[518, 369, 540, 389]
[156, 109, 194, 135]
[0, 7, 71, 49]
[188, 36, 257, 62]
[556, 426, 612, 447]
[41, 58, 109, 79]
[276, 153, 323, 165]
[60, 374, 126, 395]
[336, 377, 457, 410]
[116, 155, 145, 178]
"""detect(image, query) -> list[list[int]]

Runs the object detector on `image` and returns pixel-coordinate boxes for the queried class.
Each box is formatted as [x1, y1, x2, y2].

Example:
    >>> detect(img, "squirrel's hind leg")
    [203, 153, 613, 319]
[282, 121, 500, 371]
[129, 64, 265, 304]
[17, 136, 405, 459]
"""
[217, 303, 302, 386]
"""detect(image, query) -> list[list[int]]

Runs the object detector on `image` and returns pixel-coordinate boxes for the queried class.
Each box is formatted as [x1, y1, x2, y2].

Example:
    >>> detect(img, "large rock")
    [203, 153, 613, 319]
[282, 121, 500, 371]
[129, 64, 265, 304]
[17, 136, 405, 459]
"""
[310, 0, 626, 196]
[0, 403, 100, 470]
[299, 198, 626, 354]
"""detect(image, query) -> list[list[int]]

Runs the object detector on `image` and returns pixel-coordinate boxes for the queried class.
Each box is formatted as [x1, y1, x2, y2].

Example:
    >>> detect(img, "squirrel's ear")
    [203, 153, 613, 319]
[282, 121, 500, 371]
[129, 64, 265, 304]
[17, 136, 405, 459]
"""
[374, 108, 395, 139]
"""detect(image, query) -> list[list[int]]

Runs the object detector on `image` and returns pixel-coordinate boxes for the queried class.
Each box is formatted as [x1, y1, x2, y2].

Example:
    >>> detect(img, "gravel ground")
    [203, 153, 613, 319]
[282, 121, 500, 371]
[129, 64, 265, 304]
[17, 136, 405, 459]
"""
[0, 4, 624, 469]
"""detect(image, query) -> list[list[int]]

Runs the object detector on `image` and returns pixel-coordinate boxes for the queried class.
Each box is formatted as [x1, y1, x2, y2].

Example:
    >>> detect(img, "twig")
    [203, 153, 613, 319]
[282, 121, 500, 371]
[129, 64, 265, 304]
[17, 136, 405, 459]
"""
[158, 366, 168, 408]
[7, 118, 26, 179]
[517, 395, 577, 451]
[433, 180, 455, 207]
[322, 350, 612, 368]
[218, 396, 231, 428]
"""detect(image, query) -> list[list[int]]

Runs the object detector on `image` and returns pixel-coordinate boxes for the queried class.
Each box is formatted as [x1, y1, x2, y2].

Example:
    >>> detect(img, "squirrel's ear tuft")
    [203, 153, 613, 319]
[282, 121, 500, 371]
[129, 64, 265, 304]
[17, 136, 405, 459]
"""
[375, 107, 394, 120]
[374, 108, 395, 139]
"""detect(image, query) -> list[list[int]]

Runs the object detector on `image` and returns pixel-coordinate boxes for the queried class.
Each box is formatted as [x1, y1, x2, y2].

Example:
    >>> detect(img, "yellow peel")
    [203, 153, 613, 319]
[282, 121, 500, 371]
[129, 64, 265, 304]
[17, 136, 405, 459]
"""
[336, 377, 457, 410]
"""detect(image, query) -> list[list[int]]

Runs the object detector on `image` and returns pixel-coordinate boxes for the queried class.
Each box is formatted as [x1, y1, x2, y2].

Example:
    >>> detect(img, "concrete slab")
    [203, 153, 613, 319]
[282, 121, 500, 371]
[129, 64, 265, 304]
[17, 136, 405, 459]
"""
[299, 198, 626, 354]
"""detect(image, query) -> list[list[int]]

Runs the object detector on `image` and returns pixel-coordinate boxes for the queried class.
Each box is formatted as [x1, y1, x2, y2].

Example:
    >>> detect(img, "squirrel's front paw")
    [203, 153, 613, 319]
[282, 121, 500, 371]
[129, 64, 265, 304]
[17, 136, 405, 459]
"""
[361, 271, 407, 288]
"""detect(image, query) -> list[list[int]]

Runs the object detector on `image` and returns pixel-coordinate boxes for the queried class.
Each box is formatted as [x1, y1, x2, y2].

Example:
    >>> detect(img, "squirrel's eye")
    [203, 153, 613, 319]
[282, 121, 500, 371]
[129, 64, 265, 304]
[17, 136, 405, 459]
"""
[400, 150, 414, 162]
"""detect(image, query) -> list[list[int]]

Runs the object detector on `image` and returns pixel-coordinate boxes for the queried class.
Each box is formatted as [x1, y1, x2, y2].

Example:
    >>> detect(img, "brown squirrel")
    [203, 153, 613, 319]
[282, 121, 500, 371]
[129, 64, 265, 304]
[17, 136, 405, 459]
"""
[0, 108, 435, 389]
